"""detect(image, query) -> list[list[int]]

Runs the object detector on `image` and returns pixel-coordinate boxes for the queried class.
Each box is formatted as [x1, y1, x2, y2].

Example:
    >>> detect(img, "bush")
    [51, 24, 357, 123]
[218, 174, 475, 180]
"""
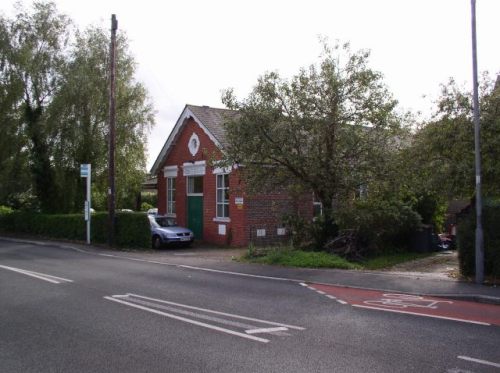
[457, 203, 500, 280]
[0, 211, 150, 249]
[283, 213, 338, 251]
[0, 205, 13, 215]
[337, 197, 422, 254]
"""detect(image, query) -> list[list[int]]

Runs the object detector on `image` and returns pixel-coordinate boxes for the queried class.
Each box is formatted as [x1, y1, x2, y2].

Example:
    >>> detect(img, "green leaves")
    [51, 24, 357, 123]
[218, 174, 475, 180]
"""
[222, 41, 403, 211]
[0, 2, 154, 212]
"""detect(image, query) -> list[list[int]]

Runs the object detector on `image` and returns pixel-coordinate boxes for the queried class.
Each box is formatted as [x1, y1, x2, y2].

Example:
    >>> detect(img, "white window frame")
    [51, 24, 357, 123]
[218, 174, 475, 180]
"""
[215, 173, 230, 220]
[186, 175, 204, 196]
[166, 177, 176, 216]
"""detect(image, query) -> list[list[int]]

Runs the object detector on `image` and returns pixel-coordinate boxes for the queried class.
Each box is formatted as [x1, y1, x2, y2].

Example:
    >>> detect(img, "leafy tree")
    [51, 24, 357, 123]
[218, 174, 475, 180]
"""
[48, 26, 154, 211]
[405, 74, 500, 200]
[221, 43, 406, 239]
[0, 1, 70, 212]
[0, 1, 154, 212]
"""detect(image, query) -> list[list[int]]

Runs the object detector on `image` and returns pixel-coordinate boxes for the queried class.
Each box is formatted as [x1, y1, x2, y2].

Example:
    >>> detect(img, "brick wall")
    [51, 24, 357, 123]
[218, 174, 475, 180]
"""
[156, 118, 247, 246]
[246, 192, 313, 246]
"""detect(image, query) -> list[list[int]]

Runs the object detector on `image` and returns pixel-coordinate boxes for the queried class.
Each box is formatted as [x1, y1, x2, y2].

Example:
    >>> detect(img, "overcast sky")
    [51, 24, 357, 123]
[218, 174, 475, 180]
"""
[2, 0, 499, 170]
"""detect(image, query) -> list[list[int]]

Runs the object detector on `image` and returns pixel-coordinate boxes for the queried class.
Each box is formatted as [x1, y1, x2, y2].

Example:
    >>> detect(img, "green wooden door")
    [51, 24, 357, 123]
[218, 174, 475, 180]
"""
[187, 196, 203, 239]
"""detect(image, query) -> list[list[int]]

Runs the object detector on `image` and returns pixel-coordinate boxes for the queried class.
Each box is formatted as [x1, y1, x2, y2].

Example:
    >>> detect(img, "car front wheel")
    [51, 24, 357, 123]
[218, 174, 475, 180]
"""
[152, 235, 162, 250]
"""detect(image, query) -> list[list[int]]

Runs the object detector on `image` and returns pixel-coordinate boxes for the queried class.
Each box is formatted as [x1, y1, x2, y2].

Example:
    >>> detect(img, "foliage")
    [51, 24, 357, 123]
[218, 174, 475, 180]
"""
[283, 213, 338, 251]
[405, 74, 500, 200]
[244, 246, 360, 269]
[141, 202, 154, 211]
[0, 211, 150, 249]
[0, 205, 13, 215]
[0, 1, 154, 213]
[221, 41, 406, 243]
[336, 196, 422, 254]
[243, 245, 431, 270]
[457, 203, 500, 280]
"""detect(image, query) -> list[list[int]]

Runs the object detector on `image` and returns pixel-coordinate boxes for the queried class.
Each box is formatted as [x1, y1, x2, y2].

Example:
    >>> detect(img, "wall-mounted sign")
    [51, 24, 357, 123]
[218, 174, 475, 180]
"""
[235, 197, 244, 205]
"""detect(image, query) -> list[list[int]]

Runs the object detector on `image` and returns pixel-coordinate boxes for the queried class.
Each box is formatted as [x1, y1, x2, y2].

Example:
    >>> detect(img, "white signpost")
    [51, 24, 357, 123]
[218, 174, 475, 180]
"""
[80, 164, 91, 244]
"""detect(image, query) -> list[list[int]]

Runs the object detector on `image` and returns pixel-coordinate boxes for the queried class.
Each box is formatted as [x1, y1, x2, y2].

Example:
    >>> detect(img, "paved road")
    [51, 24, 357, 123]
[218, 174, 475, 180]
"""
[1, 240, 499, 372]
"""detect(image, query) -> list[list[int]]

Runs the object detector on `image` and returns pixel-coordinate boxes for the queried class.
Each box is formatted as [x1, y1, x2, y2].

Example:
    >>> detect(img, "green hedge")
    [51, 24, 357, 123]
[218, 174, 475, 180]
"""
[0, 211, 150, 249]
[457, 203, 500, 279]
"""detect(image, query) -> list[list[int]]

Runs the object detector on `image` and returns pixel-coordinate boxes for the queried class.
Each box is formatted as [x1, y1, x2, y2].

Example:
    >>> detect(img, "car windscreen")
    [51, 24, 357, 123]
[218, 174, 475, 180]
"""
[155, 217, 177, 227]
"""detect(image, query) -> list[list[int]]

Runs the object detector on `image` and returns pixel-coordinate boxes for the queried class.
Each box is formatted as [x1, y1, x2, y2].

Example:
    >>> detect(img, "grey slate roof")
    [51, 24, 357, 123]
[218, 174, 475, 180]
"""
[186, 104, 239, 148]
[149, 104, 238, 175]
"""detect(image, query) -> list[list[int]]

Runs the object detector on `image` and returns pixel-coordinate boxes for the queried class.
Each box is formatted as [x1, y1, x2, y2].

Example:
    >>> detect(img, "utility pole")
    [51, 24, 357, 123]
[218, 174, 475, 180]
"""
[108, 14, 118, 247]
[470, 0, 484, 284]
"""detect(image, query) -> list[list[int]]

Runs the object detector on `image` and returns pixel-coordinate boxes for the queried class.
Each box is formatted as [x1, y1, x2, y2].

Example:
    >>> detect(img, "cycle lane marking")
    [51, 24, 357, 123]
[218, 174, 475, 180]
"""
[0, 264, 73, 284]
[104, 293, 305, 343]
[305, 283, 499, 326]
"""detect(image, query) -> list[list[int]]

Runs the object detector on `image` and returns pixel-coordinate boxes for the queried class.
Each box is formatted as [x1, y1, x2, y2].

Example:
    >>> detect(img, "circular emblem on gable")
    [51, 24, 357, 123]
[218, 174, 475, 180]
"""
[188, 133, 200, 156]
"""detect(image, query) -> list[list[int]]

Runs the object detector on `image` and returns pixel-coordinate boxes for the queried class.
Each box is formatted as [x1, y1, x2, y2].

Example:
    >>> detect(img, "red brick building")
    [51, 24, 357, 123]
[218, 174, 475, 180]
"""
[150, 104, 313, 246]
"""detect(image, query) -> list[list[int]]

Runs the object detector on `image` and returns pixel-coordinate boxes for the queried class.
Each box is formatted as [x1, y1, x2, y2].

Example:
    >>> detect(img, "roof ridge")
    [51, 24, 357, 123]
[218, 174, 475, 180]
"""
[186, 103, 236, 112]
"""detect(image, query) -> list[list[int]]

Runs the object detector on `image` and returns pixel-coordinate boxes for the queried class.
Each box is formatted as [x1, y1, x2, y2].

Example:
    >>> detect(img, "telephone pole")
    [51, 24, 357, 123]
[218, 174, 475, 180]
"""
[470, 0, 484, 284]
[108, 14, 118, 247]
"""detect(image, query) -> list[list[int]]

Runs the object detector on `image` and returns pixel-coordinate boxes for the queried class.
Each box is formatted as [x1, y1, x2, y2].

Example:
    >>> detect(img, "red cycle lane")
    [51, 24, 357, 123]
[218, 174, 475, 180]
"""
[309, 283, 500, 326]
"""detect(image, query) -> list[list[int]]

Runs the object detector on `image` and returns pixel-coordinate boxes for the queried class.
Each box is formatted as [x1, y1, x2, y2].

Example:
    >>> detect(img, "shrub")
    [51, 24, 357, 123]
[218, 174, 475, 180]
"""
[457, 202, 500, 280]
[0, 211, 150, 249]
[337, 197, 422, 254]
[141, 202, 154, 211]
[0, 205, 13, 215]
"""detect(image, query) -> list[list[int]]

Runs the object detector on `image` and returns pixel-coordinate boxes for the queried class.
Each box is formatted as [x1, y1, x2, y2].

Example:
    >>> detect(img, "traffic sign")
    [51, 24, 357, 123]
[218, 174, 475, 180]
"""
[80, 164, 90, 178]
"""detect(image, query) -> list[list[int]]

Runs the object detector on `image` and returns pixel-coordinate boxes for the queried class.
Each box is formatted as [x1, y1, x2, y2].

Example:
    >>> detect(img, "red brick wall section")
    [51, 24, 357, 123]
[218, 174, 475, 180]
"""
[246, 192, 313, 246]
[156, 118, 247, 246]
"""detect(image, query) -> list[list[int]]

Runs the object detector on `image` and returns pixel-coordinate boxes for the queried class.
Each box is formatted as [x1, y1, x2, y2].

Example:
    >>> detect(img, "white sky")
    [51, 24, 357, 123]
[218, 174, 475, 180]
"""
[2, 0, 499, 170]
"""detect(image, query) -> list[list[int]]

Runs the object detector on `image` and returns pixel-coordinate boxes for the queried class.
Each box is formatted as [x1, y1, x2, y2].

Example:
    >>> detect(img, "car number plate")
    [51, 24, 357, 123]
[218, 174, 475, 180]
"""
[180, 237, 190, 241]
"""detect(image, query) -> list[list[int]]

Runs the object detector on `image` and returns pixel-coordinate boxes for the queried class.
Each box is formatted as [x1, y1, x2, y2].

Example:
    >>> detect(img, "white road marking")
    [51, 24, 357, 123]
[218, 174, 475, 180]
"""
[337, 300, 348, 305]
[124, 293, 305, 330]
[458, 355, 500, 368]
[299, 282, 308, 287]
[353, 304, 490, 326]
[245, 327, 289, 334]
[178, 264, 302, 282]
[121, 297, 259, 330]
[104, 296, 270, 343]
[0, 265, 73, 284]
[326, 295, 336, 299]
[316, 290, 326, 295]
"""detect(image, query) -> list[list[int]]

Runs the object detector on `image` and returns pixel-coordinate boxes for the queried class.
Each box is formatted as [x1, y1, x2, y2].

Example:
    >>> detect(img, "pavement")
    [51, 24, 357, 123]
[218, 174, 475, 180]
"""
[2, 235, 499, 305]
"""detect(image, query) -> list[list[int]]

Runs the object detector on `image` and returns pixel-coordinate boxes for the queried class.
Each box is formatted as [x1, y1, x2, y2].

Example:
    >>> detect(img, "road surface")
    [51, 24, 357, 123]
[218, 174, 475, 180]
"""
[1, 239, 499, 372]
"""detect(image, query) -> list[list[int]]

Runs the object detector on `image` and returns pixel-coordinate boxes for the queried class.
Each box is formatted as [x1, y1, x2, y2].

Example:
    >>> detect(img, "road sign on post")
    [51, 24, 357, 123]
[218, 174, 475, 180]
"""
[80, 164, 91, 245]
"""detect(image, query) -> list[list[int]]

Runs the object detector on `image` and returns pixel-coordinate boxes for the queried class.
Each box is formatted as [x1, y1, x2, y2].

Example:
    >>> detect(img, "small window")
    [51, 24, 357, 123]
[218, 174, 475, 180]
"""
[166, 177, 176, 214]
[216, 174, 229, 218]
[187, 176, 203, 195]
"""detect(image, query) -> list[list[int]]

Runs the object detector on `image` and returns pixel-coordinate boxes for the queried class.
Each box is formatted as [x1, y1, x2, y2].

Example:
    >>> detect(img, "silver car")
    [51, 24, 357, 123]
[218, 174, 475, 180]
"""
[149, 215, 194, 249]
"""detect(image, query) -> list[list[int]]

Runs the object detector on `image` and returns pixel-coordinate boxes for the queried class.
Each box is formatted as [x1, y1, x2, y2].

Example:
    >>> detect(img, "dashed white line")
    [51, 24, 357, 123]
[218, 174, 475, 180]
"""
[457, 355, 500, 368]
[301, 283, 348, 305]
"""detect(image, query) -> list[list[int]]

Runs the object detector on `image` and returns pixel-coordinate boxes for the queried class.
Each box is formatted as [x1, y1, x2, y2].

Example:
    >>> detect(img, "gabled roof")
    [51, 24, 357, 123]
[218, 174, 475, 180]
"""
[150, 104, 238, 175]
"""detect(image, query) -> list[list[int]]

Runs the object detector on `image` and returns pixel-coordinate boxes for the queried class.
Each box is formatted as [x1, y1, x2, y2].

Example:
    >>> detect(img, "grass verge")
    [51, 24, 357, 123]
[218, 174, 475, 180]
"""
[243, 246, 434, 270]
[244, 247, 361, 270]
